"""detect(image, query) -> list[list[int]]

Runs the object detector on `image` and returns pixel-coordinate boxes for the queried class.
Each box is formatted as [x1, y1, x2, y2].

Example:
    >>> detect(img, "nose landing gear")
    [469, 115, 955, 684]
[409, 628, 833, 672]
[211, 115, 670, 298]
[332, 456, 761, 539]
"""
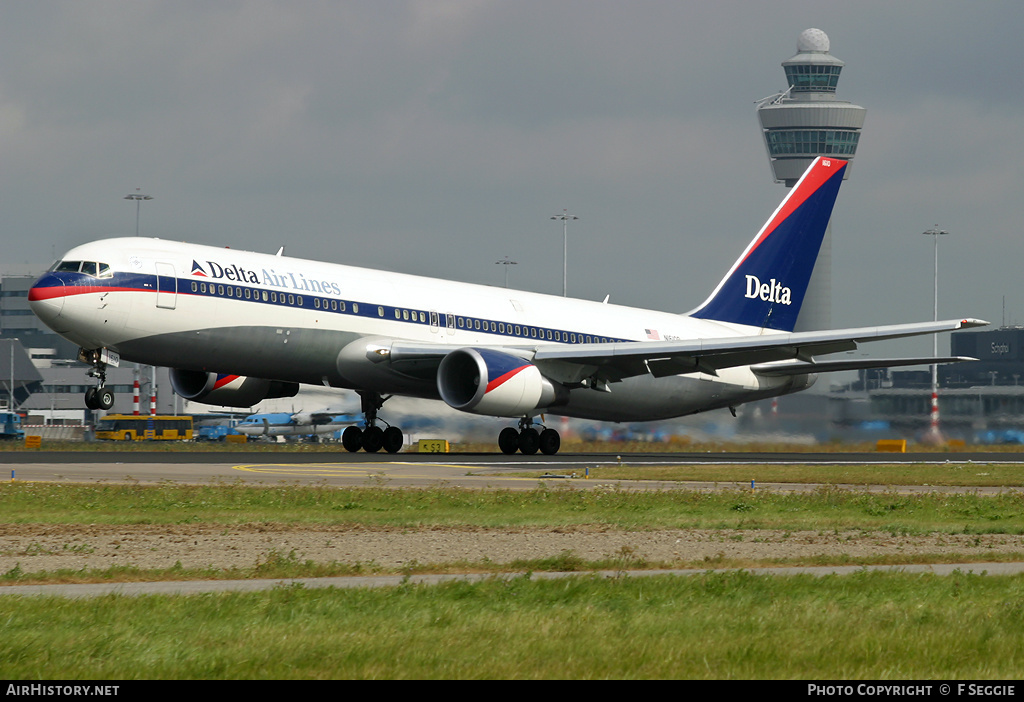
[80, 349, 115, 411]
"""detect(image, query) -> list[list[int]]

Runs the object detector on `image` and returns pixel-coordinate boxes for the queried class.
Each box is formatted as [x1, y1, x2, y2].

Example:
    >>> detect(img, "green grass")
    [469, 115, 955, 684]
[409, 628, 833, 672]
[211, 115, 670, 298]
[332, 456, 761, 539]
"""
[2, 571, 1024, 679]
[7, 480, 1024, 531]
[4, 480, 1024, 533]
[4, 481, 1024, 586]
[584, 461, 1024, 487]
[5, 479, 1024, 678]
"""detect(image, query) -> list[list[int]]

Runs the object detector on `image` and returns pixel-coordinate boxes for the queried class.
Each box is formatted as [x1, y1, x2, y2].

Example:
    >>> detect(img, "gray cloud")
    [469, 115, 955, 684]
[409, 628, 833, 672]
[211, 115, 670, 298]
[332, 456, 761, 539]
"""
[1, 0, 1022, 355]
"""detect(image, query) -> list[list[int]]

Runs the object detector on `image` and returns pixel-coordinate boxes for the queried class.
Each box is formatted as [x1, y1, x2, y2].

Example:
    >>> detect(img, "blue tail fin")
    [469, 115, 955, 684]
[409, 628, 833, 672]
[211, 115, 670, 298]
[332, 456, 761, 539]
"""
[690, 156, 847, 331]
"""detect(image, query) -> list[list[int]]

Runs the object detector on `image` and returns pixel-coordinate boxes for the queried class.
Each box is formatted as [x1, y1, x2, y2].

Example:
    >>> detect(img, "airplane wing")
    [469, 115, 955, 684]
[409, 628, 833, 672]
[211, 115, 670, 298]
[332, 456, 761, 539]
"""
[384, 317, 987, 382]
[531, 318, 988, 380]
[750, 356, 977, 377]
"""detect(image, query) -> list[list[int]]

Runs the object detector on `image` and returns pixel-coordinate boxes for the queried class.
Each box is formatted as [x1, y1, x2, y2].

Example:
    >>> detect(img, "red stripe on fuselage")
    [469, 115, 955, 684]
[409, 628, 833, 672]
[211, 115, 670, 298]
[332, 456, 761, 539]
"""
[28, 285, 144, 302]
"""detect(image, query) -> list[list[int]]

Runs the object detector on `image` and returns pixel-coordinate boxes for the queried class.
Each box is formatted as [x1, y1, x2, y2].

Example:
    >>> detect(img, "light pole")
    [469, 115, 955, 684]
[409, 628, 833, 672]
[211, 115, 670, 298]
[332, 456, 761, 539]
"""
[495, 256, 517, 288]
[923, 225, 948, 441]
[124, 190, 153, 236]
[550, 210, 578, 297]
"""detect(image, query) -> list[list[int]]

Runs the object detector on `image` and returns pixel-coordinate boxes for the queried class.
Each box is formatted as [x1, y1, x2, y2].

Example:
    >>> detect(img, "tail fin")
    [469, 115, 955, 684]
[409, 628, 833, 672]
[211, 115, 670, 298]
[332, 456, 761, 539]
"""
[690, 156, 847, 332]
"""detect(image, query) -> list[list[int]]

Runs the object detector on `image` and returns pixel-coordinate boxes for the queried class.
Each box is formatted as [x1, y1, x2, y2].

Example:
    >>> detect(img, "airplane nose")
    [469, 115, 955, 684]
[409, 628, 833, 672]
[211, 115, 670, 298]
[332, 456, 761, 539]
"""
[28, 274, 66, 326]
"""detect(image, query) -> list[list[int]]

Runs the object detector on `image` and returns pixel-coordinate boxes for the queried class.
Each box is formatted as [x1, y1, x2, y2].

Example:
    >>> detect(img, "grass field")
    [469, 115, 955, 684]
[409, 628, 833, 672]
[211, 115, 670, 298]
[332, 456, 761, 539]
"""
[4, 570, 1024, 679]
[3, 448, 1024, 678]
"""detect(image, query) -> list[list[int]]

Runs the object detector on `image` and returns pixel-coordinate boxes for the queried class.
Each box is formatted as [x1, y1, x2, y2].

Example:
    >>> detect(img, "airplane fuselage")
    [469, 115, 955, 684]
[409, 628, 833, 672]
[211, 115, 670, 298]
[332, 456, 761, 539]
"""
[30, 237, 809, 422]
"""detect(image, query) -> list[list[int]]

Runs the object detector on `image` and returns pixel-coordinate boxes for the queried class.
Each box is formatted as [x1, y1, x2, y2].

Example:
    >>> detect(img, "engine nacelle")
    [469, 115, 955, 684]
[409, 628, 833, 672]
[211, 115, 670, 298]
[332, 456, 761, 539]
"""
[437, 348, 567, 417]
[169, 369, 299, 408]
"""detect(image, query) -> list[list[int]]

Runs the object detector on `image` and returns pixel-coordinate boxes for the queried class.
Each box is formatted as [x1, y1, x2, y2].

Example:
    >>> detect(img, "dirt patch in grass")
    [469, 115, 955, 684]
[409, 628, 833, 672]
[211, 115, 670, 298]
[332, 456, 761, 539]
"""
[2, 523, 1023, 576]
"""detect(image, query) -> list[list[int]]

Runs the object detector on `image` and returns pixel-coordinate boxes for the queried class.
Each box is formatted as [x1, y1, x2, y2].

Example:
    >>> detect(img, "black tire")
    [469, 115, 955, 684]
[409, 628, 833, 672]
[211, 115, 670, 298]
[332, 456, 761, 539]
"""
[539, 428, 560, 455]
[361, 426, 385, 453]
[341, 426, 363, 453]
[97, 388, 115, 410]
[84, 388, 99, 410]
[498, 427, 520, 455]
[518, 428, 540, 455]
[382, 426, 403, 454]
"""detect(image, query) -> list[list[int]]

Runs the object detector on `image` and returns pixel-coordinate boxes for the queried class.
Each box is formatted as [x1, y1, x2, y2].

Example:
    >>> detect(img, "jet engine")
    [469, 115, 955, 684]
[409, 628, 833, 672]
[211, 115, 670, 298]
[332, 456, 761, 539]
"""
[169, 369, 299, 408]
[437, 348, 567, 417]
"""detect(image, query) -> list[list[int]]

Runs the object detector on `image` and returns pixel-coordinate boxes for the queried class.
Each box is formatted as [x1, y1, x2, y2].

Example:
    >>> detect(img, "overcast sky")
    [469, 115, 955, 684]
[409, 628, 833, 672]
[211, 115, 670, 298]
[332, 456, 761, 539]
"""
[3, 0, 1023, 357]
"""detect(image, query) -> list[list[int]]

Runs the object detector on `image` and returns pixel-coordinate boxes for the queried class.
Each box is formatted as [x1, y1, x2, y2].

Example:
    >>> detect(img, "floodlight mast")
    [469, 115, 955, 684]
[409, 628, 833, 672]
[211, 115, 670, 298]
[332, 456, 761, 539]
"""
[923, 225, 949, 442]
[124, 190, 153, 236]
[495, 256, 517, 288]
[550, 210, 578, 297]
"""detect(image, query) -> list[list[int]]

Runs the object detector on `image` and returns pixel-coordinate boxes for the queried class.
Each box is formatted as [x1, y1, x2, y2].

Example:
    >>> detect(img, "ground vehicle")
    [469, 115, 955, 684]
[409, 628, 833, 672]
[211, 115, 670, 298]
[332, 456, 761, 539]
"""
[94, 415, 193, 441]
[194, 422, 242, 441]
[0, 406, 24, 440]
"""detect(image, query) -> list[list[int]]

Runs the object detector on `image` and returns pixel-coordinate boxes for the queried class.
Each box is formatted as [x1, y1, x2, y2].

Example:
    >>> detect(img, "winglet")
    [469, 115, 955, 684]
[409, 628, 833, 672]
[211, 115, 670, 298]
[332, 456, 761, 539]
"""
[690, 156, 848, 331]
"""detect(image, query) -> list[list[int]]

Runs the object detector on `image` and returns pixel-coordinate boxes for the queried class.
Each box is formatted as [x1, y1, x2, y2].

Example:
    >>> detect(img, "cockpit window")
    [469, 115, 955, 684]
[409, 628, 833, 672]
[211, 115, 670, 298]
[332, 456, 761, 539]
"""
[50, 260, 113, 278]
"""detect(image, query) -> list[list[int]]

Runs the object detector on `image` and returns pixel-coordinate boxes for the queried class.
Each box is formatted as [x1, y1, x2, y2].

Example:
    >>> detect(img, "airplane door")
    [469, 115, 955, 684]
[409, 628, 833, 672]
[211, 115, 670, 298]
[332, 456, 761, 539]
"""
[155, 262, 177, 309]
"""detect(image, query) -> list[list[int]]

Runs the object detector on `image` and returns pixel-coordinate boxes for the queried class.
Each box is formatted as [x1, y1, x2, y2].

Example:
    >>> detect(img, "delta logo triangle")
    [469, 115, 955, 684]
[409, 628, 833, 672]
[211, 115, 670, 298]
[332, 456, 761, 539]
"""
[190, 260, 207, 277]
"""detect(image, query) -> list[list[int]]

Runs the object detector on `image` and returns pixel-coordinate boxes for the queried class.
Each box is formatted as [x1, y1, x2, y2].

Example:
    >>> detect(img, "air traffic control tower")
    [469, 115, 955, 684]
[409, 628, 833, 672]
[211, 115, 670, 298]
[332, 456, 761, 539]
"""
[757, 28, 865, 331]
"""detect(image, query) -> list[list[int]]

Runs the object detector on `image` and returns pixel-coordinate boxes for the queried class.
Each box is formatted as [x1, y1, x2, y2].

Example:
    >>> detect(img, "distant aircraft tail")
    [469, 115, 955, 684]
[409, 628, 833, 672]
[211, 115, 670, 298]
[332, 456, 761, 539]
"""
[690, 156, 847, 332]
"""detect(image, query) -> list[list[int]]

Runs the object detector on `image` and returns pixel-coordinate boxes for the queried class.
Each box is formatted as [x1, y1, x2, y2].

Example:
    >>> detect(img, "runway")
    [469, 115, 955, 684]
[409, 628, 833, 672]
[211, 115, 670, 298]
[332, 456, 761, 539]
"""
[1, 449, 1023, 491]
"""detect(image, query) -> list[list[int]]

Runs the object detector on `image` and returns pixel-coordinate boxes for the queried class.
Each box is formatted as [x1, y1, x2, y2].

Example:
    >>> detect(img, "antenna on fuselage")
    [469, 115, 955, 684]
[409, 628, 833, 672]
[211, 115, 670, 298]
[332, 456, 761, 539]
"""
[276, 247, 285, 256]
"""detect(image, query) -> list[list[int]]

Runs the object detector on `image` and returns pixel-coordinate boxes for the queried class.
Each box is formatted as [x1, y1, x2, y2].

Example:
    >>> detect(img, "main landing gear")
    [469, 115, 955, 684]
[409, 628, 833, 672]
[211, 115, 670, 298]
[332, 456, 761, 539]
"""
[81, 349, 115, 411]
[498, 417, 560, 455]
[341, 391, 404, 454]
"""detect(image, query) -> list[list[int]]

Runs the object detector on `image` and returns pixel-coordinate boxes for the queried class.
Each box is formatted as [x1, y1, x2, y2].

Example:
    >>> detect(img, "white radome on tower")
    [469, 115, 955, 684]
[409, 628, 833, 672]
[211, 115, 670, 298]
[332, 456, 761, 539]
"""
[797, 28, 830, 53]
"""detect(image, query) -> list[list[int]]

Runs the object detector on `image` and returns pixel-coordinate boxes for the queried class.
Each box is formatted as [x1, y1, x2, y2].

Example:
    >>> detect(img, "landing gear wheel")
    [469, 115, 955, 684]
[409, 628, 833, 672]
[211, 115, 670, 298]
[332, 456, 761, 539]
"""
[382, 426, 403, 454]
[84, 388, 99, 410]
[342, 426, 363, 453]
[96, 387, 115, 411]
[361, 426, 385, 453]
[539, 428, 560, 455]
[518, 428, 540, 455]
[498, 427, 520, 455]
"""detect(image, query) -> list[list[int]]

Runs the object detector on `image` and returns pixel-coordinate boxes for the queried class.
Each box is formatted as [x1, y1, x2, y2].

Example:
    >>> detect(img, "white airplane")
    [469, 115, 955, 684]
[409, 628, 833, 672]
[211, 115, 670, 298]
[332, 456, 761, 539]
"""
[235, 410, 358, 439]
[29, 157, 984, 455]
